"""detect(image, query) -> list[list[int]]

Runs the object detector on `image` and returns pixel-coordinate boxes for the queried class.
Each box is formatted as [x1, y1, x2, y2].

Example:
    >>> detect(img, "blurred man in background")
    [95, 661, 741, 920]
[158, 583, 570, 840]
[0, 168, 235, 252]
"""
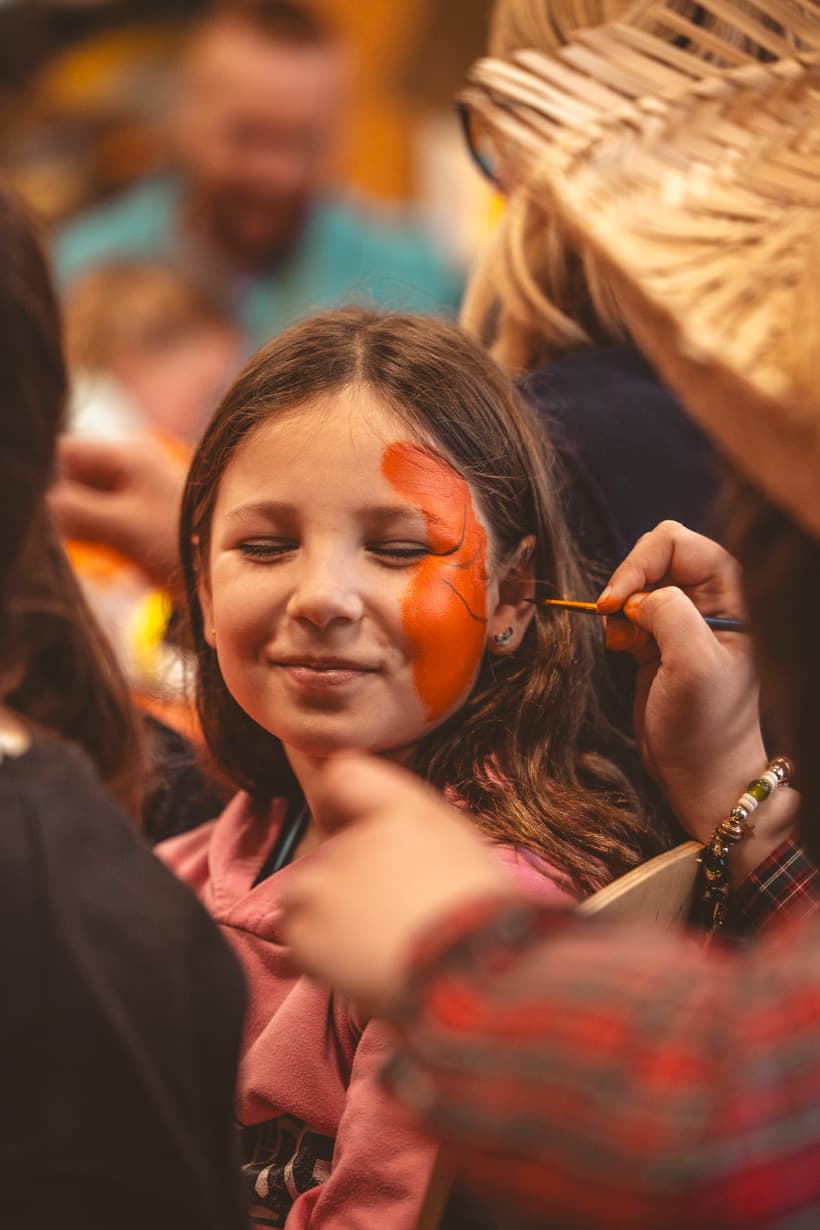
[54, 0, 462, 349]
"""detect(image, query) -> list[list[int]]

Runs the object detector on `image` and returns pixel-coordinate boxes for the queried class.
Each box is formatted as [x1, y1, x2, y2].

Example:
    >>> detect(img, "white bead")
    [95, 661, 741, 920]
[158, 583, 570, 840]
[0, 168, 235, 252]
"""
[738, 792, 759, 814]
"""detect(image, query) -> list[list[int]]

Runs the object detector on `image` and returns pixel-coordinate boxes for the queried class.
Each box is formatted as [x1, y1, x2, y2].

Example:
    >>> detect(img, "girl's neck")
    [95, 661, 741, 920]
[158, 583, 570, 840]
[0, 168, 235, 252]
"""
[284, 746, 339, 853]
[284, 741, 415, 856]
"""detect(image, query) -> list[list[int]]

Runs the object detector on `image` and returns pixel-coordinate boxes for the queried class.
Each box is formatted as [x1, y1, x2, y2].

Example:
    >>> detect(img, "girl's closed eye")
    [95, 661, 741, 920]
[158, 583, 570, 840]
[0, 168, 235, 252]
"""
[368, 542, 431, 565]
[238, 539, 298, 561]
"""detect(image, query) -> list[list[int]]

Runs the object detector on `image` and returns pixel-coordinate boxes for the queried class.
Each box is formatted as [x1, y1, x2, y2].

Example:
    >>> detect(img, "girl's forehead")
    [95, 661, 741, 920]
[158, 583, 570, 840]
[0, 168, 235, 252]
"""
[209, 384, 500, 560]
[230, 386, 442, 476]
[213, 385, 494, 522]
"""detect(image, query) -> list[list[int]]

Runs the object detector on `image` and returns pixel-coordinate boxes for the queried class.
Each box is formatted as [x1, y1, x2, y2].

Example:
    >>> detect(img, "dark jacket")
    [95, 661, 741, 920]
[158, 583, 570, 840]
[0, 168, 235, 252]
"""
[522, 344, 721, 573]
[0, 732, 247, 1229]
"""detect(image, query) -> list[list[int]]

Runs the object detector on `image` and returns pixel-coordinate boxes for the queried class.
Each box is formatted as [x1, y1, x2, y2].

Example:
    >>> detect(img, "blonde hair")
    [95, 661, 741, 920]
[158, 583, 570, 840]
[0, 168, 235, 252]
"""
[65, 261, 232, 372]
[460, 0, 634, 372]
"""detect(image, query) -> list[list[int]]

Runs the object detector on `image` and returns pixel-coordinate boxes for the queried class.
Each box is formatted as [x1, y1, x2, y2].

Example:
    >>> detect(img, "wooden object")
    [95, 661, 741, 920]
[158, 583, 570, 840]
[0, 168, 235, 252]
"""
[578, 840, 702, 923]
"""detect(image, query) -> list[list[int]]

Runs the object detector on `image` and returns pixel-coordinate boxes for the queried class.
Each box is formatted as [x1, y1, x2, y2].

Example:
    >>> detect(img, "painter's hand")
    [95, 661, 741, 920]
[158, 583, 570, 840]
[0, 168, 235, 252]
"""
[280, 754, 516, 1014]
[600, 522, 784, 860]
[49, 436, 185, 590]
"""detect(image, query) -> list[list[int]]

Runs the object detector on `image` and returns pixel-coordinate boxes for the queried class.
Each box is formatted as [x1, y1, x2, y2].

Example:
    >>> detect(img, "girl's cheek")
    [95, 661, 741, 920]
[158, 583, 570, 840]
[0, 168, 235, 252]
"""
[400, 559, 487, 723]
[210, 576, 269, 650]
[382, 440, 490, 723]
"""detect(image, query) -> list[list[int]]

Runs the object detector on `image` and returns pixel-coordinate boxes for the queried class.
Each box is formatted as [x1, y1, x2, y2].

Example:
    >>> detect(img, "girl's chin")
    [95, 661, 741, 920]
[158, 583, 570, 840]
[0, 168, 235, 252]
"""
[279, 727, 427, 765]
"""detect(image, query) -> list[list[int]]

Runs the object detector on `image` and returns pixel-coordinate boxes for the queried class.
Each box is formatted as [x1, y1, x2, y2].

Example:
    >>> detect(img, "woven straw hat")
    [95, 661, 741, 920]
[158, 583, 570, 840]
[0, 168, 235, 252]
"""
[488, 0, 635, 58]
[461, 0, 820, 537]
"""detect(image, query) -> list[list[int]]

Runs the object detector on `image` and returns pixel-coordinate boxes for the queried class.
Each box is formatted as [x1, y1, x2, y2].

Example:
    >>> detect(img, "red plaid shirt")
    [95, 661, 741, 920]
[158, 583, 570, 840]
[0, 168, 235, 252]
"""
[384, 838, 820, 1229]
[728, 837, 820, 933]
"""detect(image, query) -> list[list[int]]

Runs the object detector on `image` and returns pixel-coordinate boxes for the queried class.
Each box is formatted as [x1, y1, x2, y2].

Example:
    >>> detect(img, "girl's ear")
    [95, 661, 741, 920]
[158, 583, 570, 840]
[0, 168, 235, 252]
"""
[197, 570, 216, 649]
[487, 534, 536, 655]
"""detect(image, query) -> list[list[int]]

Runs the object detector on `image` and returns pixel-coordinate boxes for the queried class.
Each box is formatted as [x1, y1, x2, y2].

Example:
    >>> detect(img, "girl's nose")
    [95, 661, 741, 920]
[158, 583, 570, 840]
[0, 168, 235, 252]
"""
[285, 558, 365, 630]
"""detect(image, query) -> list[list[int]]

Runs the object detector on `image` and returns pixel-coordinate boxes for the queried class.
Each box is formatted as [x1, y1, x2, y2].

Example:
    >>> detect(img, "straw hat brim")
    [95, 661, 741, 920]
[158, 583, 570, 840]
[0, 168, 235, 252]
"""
[464, 0, 820, 536]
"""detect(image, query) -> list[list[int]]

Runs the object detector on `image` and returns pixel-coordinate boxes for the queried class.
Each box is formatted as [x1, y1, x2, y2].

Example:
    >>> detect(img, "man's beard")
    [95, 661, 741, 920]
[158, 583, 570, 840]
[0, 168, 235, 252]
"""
[189, 190, 311, 271]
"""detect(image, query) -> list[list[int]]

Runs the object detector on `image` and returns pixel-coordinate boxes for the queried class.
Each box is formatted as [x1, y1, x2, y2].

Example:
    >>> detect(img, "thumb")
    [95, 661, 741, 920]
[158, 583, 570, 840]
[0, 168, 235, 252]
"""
[311, 752, 436, 834]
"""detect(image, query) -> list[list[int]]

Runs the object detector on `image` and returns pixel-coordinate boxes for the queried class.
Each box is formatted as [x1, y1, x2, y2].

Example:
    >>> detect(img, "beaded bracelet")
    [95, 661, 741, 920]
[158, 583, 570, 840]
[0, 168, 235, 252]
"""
[692, 756, 793, 934]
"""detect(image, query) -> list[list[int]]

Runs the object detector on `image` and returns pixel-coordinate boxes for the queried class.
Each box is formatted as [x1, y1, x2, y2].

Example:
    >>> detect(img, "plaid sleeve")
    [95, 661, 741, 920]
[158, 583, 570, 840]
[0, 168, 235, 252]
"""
[727, 837, 820, 934]
[384, 897, 820, 1229]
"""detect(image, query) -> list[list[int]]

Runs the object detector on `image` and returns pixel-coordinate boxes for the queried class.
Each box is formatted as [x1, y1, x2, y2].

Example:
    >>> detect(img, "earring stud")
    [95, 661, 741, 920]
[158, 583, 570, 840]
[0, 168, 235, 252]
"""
[493, 626, 514, 646]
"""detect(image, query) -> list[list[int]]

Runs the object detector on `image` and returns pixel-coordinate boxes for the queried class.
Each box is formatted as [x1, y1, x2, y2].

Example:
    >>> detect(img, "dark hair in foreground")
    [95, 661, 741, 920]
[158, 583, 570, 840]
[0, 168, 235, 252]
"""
[181, 308, 661, 894]
[4, 511, 146, 820]
[0, 185, 144, 819]
[0, 189, 65, 588]
[728, 478, 820, 868]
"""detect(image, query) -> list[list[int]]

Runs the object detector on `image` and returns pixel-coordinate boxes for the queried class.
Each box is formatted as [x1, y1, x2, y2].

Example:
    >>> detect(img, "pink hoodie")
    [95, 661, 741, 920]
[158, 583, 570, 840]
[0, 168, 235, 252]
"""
[158, 792, 573, 1228]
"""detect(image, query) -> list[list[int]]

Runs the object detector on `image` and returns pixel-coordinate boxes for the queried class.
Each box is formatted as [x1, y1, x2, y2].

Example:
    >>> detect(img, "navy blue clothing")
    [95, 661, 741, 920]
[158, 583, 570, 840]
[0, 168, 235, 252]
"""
[522, 346, 720, 801]
[522, 345, 721, 573]
[143, 714, 230, 844]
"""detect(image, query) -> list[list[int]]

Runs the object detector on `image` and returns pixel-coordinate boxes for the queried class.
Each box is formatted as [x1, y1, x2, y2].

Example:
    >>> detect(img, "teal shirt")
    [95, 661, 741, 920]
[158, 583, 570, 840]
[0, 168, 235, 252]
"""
[54, 177, 463, 348]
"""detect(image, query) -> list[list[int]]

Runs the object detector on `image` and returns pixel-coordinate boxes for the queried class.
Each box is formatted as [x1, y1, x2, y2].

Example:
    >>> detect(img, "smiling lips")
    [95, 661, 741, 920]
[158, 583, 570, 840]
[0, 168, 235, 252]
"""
[270, 657, 378, 689]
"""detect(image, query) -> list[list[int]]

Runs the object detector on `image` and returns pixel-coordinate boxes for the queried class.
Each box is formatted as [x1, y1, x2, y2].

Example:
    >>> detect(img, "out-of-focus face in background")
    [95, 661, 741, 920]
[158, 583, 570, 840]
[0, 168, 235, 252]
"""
[172, 16, 347, 270]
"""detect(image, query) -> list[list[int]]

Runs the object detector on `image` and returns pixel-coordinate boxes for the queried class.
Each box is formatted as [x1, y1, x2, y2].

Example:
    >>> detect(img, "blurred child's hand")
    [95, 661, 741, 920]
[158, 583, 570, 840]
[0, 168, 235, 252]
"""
[49, 436, 185, 590]
[600, 521, 794, 880]
[280, 753, 517, 1014]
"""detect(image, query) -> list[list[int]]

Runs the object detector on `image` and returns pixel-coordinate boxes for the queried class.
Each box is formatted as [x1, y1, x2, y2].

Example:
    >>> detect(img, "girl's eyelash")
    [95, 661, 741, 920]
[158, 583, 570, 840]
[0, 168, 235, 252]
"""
[236, 542, 429, 563]
[238, 541, 295, 559]
[368, 544, 430, 561]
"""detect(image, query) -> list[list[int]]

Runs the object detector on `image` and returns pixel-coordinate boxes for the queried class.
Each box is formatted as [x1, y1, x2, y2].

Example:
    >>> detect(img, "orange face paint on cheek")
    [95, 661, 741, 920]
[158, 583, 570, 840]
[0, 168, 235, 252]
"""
[382, 441, 489, 722]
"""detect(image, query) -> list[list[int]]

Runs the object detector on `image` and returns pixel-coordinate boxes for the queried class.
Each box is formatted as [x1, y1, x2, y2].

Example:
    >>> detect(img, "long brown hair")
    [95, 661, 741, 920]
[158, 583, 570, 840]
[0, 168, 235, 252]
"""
[725, 476, 820, 867]
[4, 508, 146, 821]
[0, 187, 65, 589]
[0, 184, 145, 819]
[180, 308, 661, 894]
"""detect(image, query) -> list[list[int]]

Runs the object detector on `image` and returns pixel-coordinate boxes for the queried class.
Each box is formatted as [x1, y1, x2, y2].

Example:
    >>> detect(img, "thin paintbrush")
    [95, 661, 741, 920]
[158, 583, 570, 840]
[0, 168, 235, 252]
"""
[525, 597, 747, 634]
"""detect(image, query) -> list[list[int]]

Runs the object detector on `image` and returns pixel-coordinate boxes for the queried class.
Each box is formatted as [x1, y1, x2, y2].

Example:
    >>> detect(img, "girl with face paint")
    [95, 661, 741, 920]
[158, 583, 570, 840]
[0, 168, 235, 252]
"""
[158, 308, 661, 1229]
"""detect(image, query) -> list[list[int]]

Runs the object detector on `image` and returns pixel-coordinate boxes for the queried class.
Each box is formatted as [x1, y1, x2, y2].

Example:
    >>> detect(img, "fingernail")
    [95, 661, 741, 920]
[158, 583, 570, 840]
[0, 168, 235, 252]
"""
[623, 592, 646, 619]
[597, 585, 613, 609]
